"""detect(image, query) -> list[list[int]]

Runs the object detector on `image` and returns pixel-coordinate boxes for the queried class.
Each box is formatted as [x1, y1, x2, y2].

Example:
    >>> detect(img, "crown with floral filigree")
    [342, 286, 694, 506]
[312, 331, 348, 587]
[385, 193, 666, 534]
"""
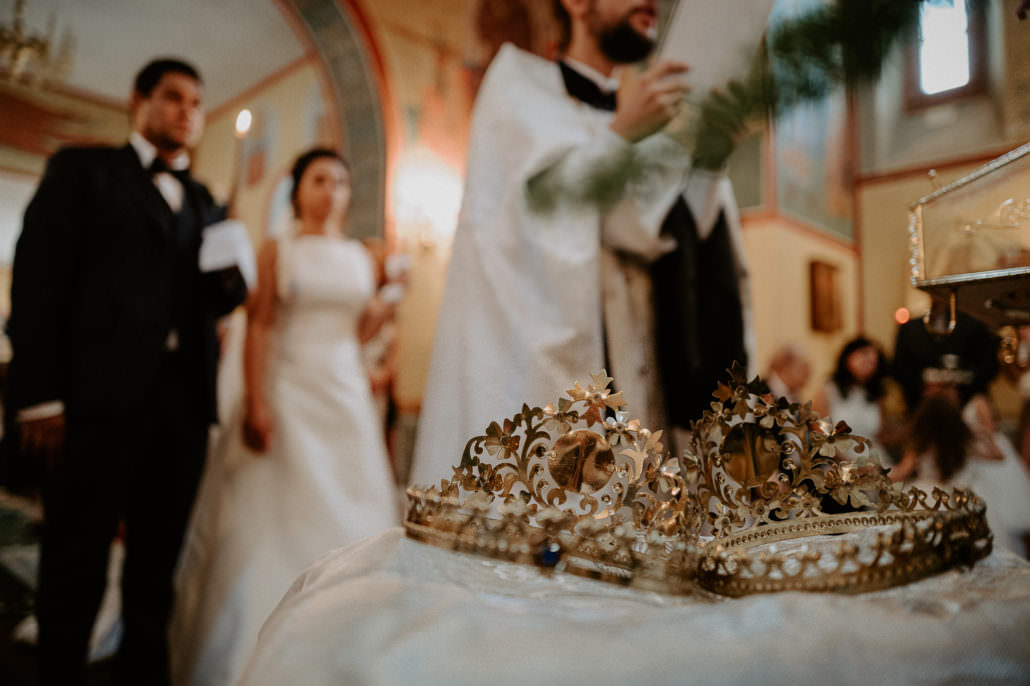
[680, 364, 992, 596]
[405, 368, 992, 597]
[405, 372, 699, 594]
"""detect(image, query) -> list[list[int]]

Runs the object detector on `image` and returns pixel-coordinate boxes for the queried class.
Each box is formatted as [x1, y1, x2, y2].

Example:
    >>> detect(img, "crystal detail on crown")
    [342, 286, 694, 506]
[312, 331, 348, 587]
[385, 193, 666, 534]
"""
[404, 367, 992, 596]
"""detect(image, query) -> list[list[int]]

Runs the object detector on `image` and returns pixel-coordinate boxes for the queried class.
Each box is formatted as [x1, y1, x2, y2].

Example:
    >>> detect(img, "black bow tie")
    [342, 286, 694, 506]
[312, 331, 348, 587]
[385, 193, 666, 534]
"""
[148, 157, 191, 183]
[558, 61, 617, 112]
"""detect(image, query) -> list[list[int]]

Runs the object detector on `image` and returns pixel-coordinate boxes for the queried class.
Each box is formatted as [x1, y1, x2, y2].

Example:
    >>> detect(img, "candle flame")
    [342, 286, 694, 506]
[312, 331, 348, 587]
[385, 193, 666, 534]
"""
[235, 109, 253, 137]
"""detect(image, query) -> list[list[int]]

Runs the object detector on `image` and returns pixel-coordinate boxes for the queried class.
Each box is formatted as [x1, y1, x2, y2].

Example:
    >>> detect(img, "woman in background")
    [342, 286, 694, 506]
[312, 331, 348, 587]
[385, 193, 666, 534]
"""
[814, 337, 890, 449]
[172, 148, 400, 686]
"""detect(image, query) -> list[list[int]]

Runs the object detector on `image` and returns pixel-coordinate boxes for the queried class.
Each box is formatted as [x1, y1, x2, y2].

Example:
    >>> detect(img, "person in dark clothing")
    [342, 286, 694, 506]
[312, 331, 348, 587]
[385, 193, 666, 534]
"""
[892, 304, 999, 415]
[6, 58, 247, 685]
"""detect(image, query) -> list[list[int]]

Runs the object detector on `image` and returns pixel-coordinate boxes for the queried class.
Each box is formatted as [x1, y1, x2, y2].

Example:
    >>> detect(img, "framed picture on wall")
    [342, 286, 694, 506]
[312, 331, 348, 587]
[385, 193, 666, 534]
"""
[809, 260, 842, 333]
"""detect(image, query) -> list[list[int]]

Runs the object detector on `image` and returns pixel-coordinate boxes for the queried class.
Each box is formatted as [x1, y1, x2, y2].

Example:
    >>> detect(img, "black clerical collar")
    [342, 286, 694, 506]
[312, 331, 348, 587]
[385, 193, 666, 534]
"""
[559, 59, 618, 112]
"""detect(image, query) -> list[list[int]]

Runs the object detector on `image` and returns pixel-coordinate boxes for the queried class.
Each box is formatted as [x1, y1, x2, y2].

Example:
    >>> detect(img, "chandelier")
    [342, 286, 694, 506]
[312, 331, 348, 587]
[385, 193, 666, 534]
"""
[0, 0, 73, 85]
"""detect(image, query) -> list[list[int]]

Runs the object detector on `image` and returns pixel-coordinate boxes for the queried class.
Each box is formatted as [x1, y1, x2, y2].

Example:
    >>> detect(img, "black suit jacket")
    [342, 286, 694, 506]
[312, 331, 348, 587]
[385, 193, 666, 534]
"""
[6, 143, 247, 423]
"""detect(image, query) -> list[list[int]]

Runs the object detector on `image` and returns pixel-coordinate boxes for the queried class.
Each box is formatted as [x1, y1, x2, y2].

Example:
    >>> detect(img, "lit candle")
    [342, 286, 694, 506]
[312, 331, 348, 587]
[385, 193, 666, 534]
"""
[228, 109, 253, 215]
[235, 108, 253, 138]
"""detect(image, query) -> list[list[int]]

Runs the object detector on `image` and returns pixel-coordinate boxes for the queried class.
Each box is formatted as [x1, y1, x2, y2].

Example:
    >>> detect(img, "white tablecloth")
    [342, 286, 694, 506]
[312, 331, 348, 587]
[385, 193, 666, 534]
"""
[239, 528, 1030, 685]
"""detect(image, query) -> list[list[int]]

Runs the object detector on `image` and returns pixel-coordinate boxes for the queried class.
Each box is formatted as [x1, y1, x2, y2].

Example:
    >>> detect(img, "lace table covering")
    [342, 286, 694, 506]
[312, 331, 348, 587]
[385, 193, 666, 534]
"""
[239, 528, 1030, 685]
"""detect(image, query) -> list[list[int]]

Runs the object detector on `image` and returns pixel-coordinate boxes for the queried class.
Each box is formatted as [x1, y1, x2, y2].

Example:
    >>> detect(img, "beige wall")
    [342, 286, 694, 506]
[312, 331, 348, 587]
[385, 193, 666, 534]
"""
[742, 218, 860, 402]
[355, 0, 1030, 418]
[365, 2, 542, 413]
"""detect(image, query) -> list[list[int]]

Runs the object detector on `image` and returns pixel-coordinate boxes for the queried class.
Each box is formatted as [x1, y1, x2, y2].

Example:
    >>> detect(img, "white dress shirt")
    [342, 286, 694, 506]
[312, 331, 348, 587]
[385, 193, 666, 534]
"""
[129, 130, 190, 213]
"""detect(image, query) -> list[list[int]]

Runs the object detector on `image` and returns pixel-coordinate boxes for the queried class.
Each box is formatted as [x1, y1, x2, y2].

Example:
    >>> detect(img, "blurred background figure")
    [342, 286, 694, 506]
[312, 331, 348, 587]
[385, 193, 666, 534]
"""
[764, 343, 810, 403]
[171, 148, 399, 686]
[893, 385, 1030, 558]
[814, 337, 891, 454]
[892, 301, 1000, 416]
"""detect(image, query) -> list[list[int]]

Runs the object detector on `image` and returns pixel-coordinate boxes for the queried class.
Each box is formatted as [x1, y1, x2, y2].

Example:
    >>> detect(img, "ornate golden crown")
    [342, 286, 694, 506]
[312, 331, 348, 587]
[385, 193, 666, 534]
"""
[405, 368, 992, 597]
[406, 372, 698, 593]
[682, 365, 992, 596]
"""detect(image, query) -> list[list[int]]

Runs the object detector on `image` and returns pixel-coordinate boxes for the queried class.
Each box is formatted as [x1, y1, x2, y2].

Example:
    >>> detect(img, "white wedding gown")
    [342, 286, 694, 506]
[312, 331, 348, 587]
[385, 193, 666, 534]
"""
[171, 234, 400, 686]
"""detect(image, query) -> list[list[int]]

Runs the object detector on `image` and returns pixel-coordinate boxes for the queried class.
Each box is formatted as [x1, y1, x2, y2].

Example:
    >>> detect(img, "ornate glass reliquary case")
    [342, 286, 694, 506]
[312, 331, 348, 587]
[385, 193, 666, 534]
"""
[909, 141, 1030, 328]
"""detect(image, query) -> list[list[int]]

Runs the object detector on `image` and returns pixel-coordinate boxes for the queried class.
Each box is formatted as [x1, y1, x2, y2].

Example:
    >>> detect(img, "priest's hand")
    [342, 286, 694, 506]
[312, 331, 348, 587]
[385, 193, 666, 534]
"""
[610, 60, 690, 143]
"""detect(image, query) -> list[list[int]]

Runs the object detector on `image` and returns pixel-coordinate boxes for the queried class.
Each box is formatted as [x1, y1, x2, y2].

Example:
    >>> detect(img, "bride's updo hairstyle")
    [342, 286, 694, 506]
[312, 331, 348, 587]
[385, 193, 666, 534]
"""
[289, 147, 350, 218]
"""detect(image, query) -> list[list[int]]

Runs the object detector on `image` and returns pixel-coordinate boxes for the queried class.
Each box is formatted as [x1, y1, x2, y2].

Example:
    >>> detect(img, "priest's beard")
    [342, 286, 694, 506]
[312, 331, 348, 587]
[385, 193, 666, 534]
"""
[590, 10, 655, 64]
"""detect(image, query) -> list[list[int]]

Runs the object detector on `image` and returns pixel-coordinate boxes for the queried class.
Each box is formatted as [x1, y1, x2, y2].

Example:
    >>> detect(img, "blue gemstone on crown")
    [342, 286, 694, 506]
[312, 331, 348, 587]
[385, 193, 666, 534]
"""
[537, 540, 562, 567]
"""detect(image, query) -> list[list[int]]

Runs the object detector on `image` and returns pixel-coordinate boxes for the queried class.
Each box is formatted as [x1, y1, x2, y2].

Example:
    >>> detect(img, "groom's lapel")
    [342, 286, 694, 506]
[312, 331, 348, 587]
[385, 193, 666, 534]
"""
[116, 144, 176, 241]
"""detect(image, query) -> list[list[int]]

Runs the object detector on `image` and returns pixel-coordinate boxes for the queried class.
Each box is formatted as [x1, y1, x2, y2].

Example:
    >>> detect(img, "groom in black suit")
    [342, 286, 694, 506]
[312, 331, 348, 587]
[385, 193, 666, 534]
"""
[7, 58, 247, 685]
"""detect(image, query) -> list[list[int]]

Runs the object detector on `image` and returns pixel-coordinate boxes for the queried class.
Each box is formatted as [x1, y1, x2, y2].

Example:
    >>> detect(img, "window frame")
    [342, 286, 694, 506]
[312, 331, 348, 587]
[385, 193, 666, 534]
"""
[903, 0, 988, 111]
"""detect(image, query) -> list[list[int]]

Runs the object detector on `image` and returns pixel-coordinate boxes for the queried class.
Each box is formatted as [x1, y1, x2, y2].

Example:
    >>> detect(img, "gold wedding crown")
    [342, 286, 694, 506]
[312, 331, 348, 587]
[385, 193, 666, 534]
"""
[405, 367, 992, 597]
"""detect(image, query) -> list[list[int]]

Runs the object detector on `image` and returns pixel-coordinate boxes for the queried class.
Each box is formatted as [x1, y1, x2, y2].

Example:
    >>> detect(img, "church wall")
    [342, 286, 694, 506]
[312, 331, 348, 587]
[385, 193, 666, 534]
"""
[856, 1, 1030, 177]
[740, 217, 860, 404]
[2, 0, 1023, 442]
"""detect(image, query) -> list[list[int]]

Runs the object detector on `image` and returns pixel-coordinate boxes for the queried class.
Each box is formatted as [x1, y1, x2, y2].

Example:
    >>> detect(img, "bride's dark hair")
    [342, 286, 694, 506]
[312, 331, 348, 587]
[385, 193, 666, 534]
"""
[289, 147, 350, 217]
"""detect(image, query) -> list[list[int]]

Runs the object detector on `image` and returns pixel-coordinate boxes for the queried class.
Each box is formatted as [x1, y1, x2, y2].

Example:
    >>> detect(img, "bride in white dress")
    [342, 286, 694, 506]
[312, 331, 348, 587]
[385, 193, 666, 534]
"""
[171, 148, 400, 686]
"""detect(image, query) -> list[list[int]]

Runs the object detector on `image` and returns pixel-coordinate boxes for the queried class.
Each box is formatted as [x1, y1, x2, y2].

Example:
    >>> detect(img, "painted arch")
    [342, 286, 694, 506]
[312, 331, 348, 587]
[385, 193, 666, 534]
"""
[279, 0, 391, 240]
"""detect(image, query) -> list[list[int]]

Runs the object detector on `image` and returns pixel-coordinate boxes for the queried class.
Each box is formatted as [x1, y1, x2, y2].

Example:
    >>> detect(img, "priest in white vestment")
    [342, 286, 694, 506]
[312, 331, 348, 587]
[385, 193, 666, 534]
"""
[411, 0, 754, 485]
